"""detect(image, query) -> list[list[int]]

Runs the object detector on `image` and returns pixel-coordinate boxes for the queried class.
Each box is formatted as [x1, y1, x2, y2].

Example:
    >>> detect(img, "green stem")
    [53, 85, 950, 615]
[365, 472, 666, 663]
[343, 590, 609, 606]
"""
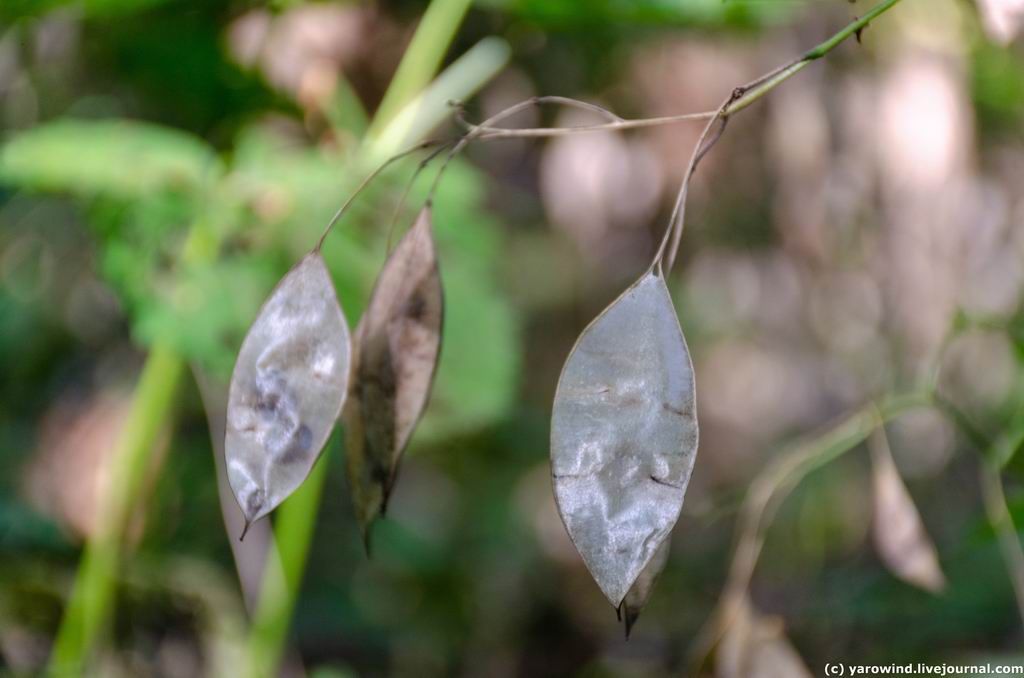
[803, 0, 902, 60]
[241, 1, 487, 674]
[725, 0, 904, 117]
[937, 396, 1024, 628]
[979, 460, 1024, 628]
[48, 345, 185, 675]
[688, 389, 933, 675]
[933, 392, 993, 453]
[463, 0, 907, 141]
[244, 447, 331, 678]
[247, 2, 914, 671]
[48, 221, 217, 675]
[364, 0, 473, 142]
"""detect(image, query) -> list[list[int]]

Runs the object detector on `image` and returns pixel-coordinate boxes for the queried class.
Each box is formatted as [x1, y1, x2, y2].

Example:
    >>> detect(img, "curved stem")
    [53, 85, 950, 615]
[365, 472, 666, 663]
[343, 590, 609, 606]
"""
[656, 95, 733, 273]
[314, 0, 907, 254]
[933, 391, 1024, 629]
[460, 0, 901, 143]
[980, 460, 1024, 628]
[386, 140, 456, 252]
[471, 111, 714, 139]
[658, 60, 797, 273]
[428, 94, 660, 204]
[313, 139, 445, 253]
[687, 390, 932, 676]
[409, 0, 906, 267]
[424, 97, 550, 203]
[453, 94, 627, 137]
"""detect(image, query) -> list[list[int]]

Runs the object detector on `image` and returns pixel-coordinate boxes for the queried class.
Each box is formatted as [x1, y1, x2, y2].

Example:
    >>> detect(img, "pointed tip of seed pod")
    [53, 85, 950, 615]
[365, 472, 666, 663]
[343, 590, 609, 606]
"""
[239, 519, 252, 542]
[623, 609, 639, 640]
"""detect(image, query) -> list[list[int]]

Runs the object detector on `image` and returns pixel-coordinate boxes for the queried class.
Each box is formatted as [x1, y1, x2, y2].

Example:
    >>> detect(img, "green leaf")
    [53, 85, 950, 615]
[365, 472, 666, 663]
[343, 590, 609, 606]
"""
[413, 170, 520, 441]
[422, 258, 519, 440]
[132, 255, 280, 376]
[227, 126, 361, 253]
[0, 119, 220, 198]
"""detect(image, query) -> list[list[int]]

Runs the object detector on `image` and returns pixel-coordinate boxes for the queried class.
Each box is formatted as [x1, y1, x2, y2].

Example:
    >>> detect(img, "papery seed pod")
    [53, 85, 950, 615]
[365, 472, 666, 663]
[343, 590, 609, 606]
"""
[344, 208, 443, 545]
[716, 596, 813, 678]
[551, 267, 698, 607]
[226, 252, 351, 535]
[621, 536, 670, 638]
[871, 429, 946, 593]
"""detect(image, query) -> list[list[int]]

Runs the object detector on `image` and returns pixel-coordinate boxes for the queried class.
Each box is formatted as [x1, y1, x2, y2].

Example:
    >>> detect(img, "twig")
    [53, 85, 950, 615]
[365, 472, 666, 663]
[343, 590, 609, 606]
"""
[452, 94, 627, 137]
[657, 93, 734, 273]
[386, 140, 457, 252]
[469, 111, 714, 139]
[313, 138, 447, 253]
[311, 0, 907, 260]
[935, 393, 1024, 629]
[933, 392, 991, 452]
[425, 97, 556, 204]
[426, 0, 906, 270]
[686, 391, 932, 676]
[450, 0, 902, 144]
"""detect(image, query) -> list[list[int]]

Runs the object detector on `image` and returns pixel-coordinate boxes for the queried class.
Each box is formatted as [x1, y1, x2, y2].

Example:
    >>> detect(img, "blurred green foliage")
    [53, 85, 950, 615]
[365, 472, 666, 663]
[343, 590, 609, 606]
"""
[972, 40, 1024, 136]
[476, 0, 801, 27]
[0, 118, 519, 437]
[1, 0, 1024, 675]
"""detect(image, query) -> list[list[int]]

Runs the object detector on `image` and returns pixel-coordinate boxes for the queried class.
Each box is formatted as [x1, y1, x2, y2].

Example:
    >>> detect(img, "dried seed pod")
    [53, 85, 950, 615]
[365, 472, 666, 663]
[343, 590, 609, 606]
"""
[621, 536, 670, 638]
[716, 596, 813, 678]
[226, 252, 351, 534]
[551, 267, 698, 607]
[344, 208, 443, 542]
[871, 430, 946, 593]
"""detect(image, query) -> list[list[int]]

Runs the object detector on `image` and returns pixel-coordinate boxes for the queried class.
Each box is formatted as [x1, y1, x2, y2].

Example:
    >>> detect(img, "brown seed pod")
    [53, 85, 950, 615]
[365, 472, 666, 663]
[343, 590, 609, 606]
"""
[344, 207, 443, 545]
[871, 429, 946, 593]
[716, 596, 813, 678]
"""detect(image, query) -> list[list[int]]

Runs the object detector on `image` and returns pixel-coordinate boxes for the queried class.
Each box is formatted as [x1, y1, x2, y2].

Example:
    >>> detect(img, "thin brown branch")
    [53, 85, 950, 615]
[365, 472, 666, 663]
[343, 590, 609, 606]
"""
[687, 392, 931, 675]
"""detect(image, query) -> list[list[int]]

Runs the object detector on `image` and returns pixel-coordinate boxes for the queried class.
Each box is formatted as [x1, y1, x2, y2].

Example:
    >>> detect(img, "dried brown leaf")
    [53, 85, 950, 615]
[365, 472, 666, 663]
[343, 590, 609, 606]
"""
[344, 207, 443, 542]
[871, 429, 946, 593]
[551, 268, 698, 607]
[716, 596, 813, 678]
[225, 252, 351, 532]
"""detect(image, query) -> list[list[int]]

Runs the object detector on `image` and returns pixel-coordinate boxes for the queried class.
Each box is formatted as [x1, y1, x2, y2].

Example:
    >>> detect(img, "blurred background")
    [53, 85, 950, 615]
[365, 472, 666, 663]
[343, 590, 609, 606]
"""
[2, 0, 1024, 675]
